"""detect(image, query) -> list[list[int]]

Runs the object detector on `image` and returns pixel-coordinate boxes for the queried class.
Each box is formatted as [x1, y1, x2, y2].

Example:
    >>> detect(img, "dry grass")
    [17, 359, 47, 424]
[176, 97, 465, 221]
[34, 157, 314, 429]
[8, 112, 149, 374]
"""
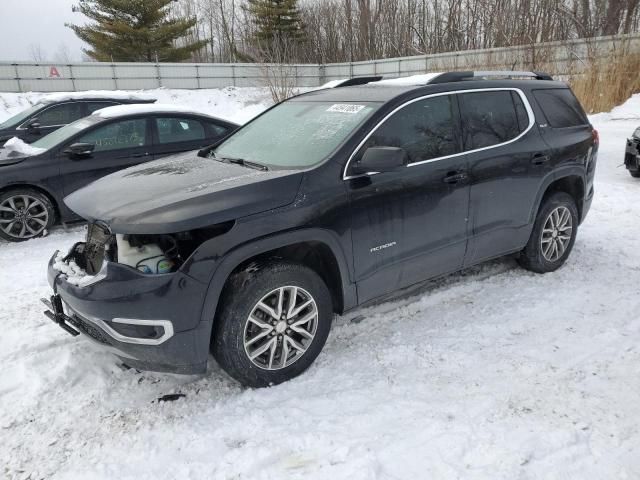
[423, 39, 640, 114]
[569, 52, 640, 113]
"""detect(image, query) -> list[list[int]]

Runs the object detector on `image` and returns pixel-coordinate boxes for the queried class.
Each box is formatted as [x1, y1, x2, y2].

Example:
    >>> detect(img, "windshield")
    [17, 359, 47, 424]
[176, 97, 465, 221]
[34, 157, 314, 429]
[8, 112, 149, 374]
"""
[0, 104, 43, 129]
[213, 100, 380, 169]
[30, 116, 102, 151]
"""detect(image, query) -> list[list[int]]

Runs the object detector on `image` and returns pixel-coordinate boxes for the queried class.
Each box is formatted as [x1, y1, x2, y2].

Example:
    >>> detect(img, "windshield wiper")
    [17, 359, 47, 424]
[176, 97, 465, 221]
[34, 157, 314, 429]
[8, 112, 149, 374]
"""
[214, 155, 269, 171]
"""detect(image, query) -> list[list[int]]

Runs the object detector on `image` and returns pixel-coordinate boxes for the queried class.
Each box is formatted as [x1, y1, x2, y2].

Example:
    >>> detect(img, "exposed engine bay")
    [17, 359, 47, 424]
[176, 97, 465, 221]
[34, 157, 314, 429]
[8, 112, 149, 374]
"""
[65, 221, 233, 275]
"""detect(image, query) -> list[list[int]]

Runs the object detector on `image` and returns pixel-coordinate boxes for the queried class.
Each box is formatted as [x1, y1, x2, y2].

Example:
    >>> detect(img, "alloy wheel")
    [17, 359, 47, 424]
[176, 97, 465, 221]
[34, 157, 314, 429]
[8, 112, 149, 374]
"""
[0, 194, 49, 240]
[243, 286, 318, 370]
[540, 206, 572, 262]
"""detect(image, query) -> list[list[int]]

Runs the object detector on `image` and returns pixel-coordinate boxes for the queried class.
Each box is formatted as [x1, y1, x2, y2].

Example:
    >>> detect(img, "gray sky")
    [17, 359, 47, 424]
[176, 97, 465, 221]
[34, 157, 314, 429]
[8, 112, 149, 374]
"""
[0, 0, 87, 62]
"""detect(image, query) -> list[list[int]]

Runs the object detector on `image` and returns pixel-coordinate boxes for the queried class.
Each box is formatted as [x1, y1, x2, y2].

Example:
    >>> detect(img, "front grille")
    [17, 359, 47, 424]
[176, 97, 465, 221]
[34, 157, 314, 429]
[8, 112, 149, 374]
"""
[68, 314, 113, 346]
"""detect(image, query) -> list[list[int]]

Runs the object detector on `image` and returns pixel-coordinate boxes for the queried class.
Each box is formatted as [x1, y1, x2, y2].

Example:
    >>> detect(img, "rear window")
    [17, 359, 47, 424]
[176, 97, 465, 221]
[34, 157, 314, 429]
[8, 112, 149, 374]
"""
[459, 90, 526, 150]
[533, 89, 588, 128]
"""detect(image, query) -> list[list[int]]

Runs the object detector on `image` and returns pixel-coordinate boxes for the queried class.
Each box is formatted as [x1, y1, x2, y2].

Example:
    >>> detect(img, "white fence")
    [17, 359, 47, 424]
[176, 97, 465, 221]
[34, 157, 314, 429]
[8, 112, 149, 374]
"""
[1, 33, 639, 92]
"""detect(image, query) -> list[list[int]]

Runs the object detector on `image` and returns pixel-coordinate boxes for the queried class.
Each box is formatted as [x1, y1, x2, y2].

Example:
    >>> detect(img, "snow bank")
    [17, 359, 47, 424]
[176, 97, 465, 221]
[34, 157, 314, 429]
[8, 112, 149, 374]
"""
[2, 136, 46, 155]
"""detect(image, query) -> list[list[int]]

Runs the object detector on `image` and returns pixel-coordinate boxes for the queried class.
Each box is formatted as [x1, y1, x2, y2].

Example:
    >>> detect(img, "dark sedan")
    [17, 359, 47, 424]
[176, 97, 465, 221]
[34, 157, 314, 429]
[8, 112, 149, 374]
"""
[625, 127, 640, 178]
[0, 94, 156, 145]
[0, 104, 238, 241]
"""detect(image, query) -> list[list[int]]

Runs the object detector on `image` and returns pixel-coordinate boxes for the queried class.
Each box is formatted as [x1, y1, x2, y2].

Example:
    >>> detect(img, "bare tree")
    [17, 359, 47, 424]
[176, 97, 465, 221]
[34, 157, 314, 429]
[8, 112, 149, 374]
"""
[53, 43, 73, 63]
[170, 0, 640, 64]
[28, 43, 47, 63]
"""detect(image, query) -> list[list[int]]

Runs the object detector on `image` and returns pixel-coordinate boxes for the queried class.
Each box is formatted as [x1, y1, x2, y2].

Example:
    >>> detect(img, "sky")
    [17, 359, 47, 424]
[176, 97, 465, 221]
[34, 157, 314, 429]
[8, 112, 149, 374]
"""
[0, 0, 87, 62]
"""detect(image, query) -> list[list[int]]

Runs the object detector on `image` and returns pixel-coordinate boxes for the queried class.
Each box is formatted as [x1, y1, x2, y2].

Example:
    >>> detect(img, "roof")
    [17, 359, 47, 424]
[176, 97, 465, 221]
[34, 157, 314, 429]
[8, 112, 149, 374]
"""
[294, 84, 419, 103]
[295, 71, 567, 104]
[38, 91, 156, 105]
[91, 103, 212, 119]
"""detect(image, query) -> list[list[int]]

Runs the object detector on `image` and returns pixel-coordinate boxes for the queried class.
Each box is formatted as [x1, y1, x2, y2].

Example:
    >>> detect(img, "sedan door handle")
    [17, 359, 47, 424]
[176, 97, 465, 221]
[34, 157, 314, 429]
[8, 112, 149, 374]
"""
[443, 171, 468, 184]
[531, 153, 551, 165]
[132, 152, 150, 158]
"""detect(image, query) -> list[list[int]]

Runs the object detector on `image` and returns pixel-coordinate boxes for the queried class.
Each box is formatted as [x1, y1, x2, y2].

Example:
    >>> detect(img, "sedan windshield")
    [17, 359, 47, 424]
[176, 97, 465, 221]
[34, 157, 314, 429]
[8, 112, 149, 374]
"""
[213, 100, 380, 169]
[0, 104, 43, 129]
[30, 116, 102, 151]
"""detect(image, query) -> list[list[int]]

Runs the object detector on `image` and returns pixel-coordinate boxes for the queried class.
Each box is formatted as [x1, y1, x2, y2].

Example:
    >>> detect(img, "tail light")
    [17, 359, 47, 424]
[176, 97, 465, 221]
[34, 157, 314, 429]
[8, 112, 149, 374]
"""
[592, 128, 599, 146]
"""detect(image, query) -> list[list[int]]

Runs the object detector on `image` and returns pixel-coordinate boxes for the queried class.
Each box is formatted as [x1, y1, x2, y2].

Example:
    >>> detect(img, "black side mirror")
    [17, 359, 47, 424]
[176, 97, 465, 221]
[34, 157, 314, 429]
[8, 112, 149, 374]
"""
[26, 118, 41, 131]
[351, 146, 409, 175]
[64, 142, 95, 158]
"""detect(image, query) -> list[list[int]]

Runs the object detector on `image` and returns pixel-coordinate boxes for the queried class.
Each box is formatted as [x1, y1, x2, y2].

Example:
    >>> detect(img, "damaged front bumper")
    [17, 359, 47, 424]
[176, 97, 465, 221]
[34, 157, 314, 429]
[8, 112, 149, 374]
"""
[625, 134, 640, 173]
[44, 249, 211, 374]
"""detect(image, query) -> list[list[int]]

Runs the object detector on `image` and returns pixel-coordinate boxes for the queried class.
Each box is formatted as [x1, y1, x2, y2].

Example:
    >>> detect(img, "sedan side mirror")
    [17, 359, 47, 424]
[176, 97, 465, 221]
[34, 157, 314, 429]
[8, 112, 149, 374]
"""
[351, 146, 409, 175]
[26, 118, 41, 132]
[64, 142, 95, 158]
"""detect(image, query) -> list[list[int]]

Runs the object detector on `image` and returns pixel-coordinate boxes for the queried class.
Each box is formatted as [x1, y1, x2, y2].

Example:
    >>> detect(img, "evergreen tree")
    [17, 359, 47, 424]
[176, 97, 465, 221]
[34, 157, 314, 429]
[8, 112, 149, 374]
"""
[67, 0, 207, 62]
[246, 0, 305, 45]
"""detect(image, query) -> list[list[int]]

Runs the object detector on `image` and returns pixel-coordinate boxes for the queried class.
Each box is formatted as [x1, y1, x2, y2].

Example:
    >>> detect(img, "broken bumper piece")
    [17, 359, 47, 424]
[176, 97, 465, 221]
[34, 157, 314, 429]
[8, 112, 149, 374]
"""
[44, 249, 212, 374]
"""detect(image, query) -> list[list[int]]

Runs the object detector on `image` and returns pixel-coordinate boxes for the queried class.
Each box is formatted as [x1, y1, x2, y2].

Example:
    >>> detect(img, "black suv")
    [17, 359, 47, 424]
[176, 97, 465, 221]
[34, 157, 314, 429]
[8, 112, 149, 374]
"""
[44, 71, 598, 387]
[625, 127, 640, 178]
[0, 94, 156, 145]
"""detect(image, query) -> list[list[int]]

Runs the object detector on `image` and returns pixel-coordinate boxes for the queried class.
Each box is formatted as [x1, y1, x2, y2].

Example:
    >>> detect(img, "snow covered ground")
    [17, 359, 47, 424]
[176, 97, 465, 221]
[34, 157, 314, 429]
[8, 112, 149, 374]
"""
[1, 89, 639, 480]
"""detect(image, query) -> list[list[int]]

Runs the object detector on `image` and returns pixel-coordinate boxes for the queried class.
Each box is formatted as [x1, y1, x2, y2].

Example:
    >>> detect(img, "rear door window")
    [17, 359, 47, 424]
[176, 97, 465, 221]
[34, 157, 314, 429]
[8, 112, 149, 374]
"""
[155, 117, 206, 144]
[207, 121, 232, 138]
[533, 89, 588, 128]
[86, 101, 119, 114]
[36, 102, 84, 127]
[458, 91, 523, 150]
[76, 118, 148, 152]
[355, 94, 460, 164]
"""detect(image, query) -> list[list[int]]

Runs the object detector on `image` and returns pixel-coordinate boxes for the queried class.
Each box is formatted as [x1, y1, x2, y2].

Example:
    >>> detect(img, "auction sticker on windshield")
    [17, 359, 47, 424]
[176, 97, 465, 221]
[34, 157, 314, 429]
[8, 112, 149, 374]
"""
[326, 104, 366, 114]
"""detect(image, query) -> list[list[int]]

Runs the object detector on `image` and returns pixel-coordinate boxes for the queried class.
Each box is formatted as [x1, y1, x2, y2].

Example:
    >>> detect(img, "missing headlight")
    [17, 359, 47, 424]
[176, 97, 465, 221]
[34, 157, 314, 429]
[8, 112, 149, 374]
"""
[114, 221, 234, 274]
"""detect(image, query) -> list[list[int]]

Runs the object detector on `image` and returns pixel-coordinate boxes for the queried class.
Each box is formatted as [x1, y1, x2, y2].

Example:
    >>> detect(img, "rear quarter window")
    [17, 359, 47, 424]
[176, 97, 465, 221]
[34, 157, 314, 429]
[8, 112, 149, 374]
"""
[459, 90, 525, 150]
[533, 89, 588, 128]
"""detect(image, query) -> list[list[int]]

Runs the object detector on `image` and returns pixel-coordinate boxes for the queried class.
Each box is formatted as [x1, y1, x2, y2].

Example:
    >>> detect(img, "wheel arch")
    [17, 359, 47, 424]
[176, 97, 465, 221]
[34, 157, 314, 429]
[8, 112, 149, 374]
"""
[198, 229, 357, 344]
[530, 168, 586, 224]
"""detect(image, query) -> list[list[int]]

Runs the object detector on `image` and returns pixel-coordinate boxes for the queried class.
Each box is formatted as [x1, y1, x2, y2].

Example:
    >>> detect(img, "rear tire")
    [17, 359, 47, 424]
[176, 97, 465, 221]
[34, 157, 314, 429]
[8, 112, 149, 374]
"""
[0, 188, 56, 242]
[517, 192, 578, 273]
[212, 261, 333, 387]
[630, 170, 640, 178]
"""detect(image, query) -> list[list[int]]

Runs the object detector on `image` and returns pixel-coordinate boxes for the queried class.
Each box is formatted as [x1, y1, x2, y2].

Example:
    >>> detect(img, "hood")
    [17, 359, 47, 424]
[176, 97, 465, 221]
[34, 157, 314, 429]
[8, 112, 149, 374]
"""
[64, 151, 304, 234]
[0, 147, 30, 166]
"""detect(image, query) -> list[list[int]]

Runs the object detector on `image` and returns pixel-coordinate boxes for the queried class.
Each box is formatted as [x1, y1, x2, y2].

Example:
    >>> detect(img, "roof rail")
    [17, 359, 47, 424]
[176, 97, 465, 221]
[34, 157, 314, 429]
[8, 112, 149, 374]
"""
[429, 70, 553, 84]
[334, 76, 383, 87]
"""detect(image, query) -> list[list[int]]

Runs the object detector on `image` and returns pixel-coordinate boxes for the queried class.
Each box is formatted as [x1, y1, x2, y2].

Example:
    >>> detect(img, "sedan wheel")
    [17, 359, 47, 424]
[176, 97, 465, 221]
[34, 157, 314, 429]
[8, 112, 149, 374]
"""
[0, 191, 54, 242]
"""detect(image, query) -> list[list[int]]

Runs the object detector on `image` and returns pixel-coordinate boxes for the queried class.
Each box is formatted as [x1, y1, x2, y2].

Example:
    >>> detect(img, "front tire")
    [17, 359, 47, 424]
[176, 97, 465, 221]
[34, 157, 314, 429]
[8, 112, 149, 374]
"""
[212, 261, 333, 387]
[0, 188, 55, 242]
[518, 191, 578, 273]
[630, 170, 640, 178]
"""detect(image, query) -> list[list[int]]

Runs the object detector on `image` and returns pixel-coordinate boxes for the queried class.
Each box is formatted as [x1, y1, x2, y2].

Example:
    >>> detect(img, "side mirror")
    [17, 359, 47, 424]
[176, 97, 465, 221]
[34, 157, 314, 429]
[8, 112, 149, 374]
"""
[64, 142, 95, 158]
[26, 118, 41, 131]
[351, 146, 409, 175]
